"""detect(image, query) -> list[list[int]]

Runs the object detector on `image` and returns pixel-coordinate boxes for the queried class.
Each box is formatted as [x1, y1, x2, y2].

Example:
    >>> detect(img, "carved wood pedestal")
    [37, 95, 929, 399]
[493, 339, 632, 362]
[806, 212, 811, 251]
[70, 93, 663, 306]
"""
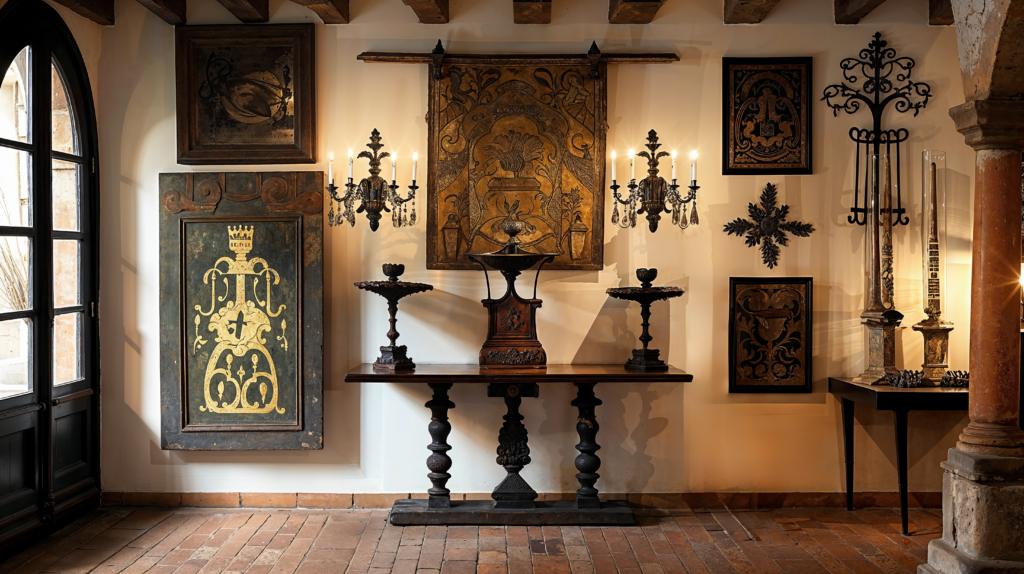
[345, 364, 693, 525]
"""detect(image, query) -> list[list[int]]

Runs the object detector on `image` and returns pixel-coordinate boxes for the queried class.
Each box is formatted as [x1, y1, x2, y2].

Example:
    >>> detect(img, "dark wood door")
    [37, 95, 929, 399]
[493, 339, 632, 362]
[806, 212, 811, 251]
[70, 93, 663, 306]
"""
[0, 0, 101, 556]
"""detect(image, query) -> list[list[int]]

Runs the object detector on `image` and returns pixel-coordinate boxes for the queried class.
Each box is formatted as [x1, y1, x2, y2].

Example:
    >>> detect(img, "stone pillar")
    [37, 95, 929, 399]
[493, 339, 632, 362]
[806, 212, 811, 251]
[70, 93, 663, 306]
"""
[951, 101, 1024, 457]
[919, 100, 1024, 574]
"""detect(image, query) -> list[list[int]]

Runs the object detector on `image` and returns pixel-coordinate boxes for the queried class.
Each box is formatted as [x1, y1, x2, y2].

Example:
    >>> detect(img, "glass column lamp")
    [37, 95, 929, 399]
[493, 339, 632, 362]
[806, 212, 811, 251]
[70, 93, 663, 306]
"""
[912, 150, 953, 385]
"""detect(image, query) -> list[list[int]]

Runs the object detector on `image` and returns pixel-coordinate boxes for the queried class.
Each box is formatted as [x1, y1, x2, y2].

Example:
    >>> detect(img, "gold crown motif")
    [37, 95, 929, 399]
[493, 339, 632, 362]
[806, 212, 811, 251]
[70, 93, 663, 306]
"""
[228, 225, 254, 258]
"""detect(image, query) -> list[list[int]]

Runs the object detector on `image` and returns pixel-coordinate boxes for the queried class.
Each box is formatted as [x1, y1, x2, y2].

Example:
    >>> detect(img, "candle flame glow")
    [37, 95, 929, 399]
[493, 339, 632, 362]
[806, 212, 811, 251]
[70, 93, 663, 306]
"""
[690, 150, 698, 160]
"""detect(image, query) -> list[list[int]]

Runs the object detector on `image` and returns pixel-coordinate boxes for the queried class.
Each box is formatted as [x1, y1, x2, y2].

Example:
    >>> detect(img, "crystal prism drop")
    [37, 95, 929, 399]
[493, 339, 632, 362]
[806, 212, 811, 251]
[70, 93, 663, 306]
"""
[611, 205, 619, 226]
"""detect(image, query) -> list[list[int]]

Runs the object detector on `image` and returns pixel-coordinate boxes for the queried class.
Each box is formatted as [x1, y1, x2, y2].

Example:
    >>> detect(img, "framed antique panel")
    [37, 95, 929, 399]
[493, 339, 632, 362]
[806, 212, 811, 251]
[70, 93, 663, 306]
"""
[159, 171, 324, 450]
[175, 24, 316, 165]
[728, 277, 813, 393]
[426, 56, 606, 270]
[722, 57, 812, 175]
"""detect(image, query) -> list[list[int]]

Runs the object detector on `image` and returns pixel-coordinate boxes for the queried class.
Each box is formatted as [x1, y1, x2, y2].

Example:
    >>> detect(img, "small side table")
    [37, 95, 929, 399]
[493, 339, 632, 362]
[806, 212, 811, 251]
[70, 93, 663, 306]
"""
[828, 377, 967, 535]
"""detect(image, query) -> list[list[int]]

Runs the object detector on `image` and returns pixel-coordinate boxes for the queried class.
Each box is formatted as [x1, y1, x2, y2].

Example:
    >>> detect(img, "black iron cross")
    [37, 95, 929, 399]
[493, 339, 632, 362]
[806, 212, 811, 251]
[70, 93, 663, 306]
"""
[230, 310, 247, 338]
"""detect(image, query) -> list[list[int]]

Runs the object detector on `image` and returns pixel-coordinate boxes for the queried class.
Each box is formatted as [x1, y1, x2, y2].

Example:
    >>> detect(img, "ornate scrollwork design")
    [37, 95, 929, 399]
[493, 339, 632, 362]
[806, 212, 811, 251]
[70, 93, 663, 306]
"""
[822, 32, 931, 120]
[822, 32, 928, 228]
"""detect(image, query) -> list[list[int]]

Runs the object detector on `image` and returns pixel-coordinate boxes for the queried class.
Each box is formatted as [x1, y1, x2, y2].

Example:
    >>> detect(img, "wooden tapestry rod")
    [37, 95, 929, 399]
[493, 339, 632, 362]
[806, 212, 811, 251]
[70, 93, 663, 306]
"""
[357, 41, 678, 79]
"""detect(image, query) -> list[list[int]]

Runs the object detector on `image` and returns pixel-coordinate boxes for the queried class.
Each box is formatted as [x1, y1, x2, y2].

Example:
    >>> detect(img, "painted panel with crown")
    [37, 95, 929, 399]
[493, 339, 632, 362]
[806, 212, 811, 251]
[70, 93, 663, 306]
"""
[159, 171, 324, 450]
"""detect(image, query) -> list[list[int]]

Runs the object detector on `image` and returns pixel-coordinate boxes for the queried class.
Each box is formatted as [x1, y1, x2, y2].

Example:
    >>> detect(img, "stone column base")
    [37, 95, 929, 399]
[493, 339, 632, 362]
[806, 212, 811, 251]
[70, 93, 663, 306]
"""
[919, 448, 1024, 574]
[919, 539, 1024, 574]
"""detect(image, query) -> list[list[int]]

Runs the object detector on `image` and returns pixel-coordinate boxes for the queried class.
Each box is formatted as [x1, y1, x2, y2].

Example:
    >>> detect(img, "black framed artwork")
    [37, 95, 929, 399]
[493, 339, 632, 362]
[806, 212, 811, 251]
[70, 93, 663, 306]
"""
[722, 57, 812, 175]
[159, 171, 324, 450]
[175, 24, 317, 165]
[728, 277, 813, 393]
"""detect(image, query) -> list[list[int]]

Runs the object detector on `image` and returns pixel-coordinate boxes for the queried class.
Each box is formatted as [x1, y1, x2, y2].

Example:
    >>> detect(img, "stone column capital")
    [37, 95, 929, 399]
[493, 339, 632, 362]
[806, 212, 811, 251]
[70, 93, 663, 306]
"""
[950, 100, 1024, 151]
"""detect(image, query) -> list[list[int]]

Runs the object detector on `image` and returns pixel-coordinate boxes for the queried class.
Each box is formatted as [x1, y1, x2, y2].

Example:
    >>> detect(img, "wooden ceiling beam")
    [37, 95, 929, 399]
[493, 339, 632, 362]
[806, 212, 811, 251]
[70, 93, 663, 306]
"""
[289, 0, 349, 23]
[403, 0, 449, 23]
[929, 0, 953, 25]
[214, 0, 269, 23]
[136, 0, 185, 24]
[514, 0, 551, 24]
[50, 0, 115, 25]
[609, 0, 665, 24]
[834, 0, 888, 24]
[724, 0, 783, 24]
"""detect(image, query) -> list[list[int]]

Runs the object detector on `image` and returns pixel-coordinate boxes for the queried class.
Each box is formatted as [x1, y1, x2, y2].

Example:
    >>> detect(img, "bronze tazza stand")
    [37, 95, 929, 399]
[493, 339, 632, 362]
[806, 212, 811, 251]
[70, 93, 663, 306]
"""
[467, 222, 555, 369]
[354, 263, 433, 370]
[466, 223, 555, 510]
[606, 268, 684, 371]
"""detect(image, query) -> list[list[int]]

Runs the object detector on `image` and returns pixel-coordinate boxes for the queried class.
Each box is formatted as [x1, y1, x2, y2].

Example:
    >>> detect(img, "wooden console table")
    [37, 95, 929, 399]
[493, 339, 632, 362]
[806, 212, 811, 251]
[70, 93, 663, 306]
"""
[345, 364, 693, 525]
[828, 377, 967, 535]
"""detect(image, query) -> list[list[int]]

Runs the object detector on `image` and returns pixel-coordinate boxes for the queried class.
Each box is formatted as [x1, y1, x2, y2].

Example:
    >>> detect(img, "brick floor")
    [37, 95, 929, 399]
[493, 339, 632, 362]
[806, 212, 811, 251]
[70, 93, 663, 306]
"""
[0, 505, 943, 573]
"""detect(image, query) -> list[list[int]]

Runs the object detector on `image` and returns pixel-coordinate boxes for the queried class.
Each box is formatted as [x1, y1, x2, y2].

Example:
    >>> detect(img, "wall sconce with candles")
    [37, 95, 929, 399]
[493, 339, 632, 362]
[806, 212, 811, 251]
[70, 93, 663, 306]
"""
[610, 130, 699, 233]
[327, 129, 418, 232]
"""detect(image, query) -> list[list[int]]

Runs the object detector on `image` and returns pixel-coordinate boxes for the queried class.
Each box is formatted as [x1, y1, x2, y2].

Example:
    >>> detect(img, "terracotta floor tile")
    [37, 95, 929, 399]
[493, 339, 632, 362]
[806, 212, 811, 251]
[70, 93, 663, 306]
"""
[480, 551, 508, 564]
[478, 564, 508, 574]
[442, 561, 479, 574]
[532, 556, 571, 574]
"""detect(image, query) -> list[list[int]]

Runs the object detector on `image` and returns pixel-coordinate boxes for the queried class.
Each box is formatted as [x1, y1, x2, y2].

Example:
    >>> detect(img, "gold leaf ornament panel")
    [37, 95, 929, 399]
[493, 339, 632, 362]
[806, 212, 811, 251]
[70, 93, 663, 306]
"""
[427, 63, 606, 269]
[184, 218, 300, 427]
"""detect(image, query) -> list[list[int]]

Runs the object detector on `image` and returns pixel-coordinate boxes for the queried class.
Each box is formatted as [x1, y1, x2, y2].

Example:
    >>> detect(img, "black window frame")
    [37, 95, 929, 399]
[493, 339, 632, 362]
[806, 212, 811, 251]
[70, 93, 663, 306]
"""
[0, 0, 100, 546]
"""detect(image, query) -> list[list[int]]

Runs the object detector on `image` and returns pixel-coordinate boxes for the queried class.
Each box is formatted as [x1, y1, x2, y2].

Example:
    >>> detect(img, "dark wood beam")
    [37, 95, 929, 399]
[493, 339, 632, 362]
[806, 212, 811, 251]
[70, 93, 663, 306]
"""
[136, 0, 185, 25]
[608, 0, 665, 24]
[514, 0, 550, 24]
[929, 0, 953, 25]
[289, 0, 348, 23]
[403, 0, 449, 23]
[215, 0, 268, 23]
[50, 0, 115, 25]
[834, 0, 888, 24]
[724, 0, 783, 24]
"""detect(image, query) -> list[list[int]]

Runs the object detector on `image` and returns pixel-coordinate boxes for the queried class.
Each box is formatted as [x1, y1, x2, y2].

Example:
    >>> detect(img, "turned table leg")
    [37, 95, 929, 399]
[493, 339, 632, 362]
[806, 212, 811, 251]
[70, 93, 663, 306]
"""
[425, 382, 454, 509]
[572, 382, 602, 509]
[489, 383, 539, 509]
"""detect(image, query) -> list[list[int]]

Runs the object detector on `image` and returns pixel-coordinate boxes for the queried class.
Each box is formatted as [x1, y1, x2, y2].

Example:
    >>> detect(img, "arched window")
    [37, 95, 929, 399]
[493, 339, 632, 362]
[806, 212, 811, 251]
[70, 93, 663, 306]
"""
[0, 0, 99, 548]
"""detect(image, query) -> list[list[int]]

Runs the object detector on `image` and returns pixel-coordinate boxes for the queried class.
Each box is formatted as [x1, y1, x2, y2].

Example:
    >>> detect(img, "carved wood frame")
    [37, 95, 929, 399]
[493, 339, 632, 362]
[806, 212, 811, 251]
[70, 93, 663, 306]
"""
[175, 24, 317, 165]
[159, 171, 324, 450]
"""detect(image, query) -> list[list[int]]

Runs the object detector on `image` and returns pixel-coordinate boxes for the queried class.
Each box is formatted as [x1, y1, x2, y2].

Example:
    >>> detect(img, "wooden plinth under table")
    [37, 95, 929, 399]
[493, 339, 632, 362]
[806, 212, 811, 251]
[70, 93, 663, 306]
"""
[828, 377, 967, 536]
[345, 364, 693, 525]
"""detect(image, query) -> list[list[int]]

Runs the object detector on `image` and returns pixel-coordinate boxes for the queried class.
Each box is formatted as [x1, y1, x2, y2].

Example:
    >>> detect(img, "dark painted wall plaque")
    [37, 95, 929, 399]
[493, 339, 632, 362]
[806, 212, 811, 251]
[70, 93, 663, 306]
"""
[728, 277, 813, 393]
[160, 171, 324, 450]
[722, 57, 812, 175]
[175, 25, 316, 165]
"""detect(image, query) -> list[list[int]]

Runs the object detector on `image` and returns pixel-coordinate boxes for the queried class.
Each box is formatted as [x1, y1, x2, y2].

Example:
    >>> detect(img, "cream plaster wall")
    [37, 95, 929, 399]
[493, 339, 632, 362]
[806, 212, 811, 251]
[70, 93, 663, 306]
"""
[25, 0, 979, 495]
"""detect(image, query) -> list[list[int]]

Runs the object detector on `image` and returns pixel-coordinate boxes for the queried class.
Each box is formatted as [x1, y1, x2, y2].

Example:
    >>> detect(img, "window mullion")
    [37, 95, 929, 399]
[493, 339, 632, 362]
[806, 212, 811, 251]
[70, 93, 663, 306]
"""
[31, 38, 55, 517]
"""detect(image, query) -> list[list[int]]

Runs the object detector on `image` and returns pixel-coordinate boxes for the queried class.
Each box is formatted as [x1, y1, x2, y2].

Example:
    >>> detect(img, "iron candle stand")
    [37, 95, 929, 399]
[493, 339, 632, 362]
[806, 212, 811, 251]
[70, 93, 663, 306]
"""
[606, 268, 684, 371]
[610, 130, 699, 233]
[353, 263, 433, 370]
[326, 129, 418, 232]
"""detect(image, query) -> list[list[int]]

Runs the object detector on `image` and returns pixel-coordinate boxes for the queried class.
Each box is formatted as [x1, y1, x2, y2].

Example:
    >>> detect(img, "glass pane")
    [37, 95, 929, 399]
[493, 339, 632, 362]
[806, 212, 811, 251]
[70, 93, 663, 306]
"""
[51, 62, 77, 155]
[53, 312, 80, 385]
[0, 318, 31, 399]
[52, 159, 79, 231]
[53, 240, 78, 308]
[0, 146, 31, 226]
[1, 46, 30, 144]
[0, 236, 30, 314]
